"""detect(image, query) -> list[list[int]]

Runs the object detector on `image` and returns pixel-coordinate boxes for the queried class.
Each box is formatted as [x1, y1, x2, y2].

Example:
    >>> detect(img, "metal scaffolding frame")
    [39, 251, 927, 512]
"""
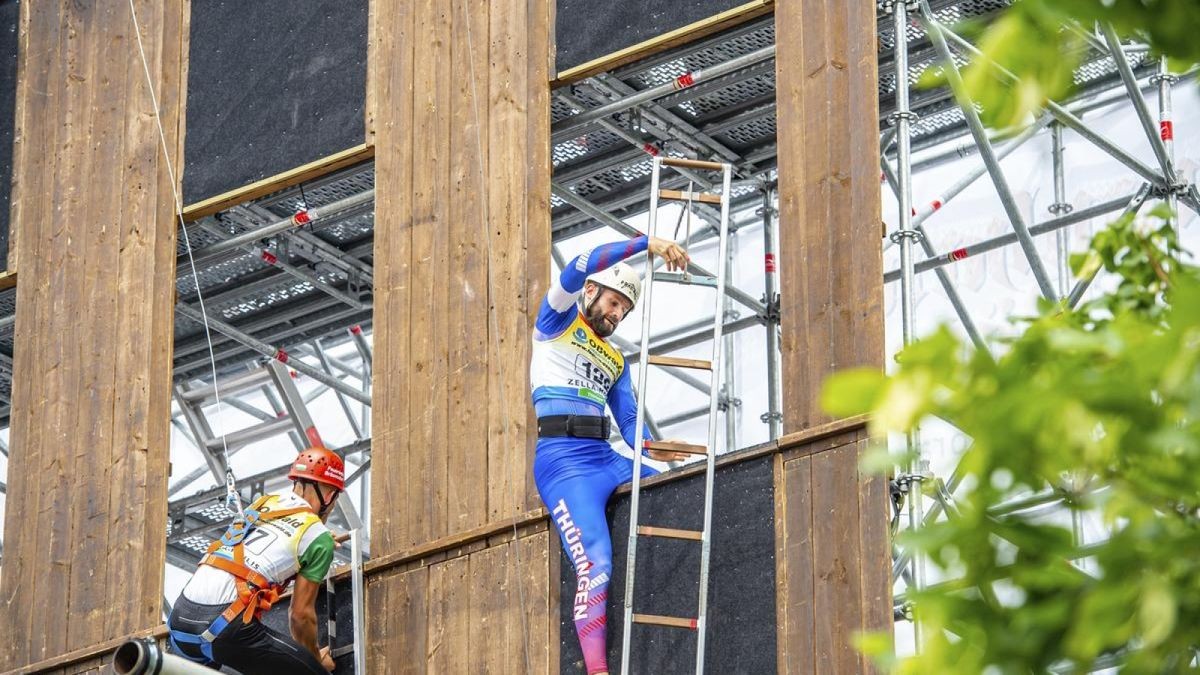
[0, 6, 1190, 654]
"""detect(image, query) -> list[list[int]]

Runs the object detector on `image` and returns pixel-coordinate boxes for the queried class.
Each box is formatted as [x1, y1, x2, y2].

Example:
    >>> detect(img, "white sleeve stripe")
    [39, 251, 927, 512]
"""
[575, 251, 590, 272]
[547, 278, 579, 312]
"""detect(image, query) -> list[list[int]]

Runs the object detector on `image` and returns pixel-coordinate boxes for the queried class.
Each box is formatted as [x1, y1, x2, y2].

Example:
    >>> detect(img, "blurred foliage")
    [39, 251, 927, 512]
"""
[823, 203, 1200, 673]
[923, 0, 1200, 128]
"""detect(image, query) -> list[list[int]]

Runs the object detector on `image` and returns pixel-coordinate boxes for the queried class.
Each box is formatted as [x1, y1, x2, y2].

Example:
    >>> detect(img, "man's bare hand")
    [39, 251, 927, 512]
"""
[320, 646, 335, 671]
[648, 237, 689, 272]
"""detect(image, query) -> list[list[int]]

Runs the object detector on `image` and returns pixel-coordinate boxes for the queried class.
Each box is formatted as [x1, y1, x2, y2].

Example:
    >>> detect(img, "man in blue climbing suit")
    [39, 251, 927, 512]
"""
[530, 234, 690, 675]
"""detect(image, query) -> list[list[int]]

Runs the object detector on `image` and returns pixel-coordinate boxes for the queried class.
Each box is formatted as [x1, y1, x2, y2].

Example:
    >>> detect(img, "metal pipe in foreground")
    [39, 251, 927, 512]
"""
[113, 638, 214, 675]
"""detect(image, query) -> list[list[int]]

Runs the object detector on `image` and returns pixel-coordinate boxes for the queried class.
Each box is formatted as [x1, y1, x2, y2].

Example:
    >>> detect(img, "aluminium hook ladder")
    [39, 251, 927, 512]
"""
[620, 156, 733, 675]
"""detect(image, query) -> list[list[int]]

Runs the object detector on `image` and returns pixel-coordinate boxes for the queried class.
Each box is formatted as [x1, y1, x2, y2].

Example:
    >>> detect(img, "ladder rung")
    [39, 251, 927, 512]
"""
[633, 613, 699, 630]
[643, 440, 709, 456]
[637, 525, 703, 541]
[661, 157, 726, 172]
[646, 354, 712, 370]
[652, 271, 718, 288]
[658, 188, 723, 205]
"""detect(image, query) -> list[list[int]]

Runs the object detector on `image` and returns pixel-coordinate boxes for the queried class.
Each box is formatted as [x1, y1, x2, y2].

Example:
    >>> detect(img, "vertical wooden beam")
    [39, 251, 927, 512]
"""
[774, 1, 890, 669]
[371, 0, 549, 551]
[370, 0, 416, 556]
[775, 0, 884, 431]
[0, 0, 184, 669]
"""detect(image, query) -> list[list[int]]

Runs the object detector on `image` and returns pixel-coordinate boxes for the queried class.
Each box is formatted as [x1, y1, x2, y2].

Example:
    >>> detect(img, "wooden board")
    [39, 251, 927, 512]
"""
[370, 0, 551, 553]
[180, 144, 374, 221]
[446, 0, 491, 536]
[366, 529, 553, 673]
[775, 428, 890, 674]
[775, 0, 883, 432]
[0, 0, 184, 669]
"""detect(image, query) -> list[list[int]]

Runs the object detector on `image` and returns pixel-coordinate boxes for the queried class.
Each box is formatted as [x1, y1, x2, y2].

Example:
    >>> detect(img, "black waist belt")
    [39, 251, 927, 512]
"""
[537, 415, 610, 440]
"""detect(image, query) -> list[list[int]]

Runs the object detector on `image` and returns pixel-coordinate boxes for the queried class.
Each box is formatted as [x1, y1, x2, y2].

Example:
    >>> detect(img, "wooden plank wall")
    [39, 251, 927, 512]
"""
[773, 1, 891, 671]
[366, 525, 555, 674]
[774, 425, 891, 674]
[34, 656, 106, 675]
[0, 0, 185, 670]
[370, 0, 551, 556]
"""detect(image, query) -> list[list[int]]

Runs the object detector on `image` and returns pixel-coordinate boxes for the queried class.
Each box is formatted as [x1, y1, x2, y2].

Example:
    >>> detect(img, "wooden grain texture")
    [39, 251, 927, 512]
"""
[856, 432, 891, 674]
[778, 454, 815, 674]
[811, 443, 865, 673]
[775, 430, 893, 674]
[775, 0, 883, 432]
[428, 555, 471, 673]
[525, 0, 553, 512]
[366, 531, 551, 673]
[446, 0, 491, 535]
[370, 0, 416, 556]
[0, 0, 184, 669]
[408, 0, 451, 547]
[371, 0, 550, 552]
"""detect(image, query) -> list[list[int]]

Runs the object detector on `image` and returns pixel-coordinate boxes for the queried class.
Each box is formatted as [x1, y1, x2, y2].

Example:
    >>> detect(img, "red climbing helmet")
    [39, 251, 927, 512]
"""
[287, 446, 346, 492]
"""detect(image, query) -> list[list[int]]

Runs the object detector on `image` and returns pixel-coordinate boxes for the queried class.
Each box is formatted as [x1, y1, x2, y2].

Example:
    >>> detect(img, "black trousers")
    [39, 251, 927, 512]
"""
[168, 594, 327, 674]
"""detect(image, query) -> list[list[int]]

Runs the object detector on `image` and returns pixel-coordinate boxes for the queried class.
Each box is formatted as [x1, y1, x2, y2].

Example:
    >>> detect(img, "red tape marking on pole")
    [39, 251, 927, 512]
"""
[948, 248, 969, 262]
[260, 250, 278, 265]
[1161, 120, 1174, 141]
[764, 253, 777, 273]
[673, 72, 695, 90]
[642, 143, 659, 156]
[304, 426, 324, 448]
[274, 348, 289, 363]
[293, 210, 311, 225]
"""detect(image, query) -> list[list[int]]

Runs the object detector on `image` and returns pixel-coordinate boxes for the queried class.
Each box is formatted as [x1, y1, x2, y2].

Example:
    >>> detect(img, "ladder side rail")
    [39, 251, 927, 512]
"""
[694, 164, 734, 674]
[620, 156, 665, 675]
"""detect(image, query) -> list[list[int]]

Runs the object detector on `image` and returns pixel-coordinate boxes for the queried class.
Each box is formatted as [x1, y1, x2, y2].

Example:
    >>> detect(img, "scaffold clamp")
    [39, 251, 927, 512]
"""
[889, 229, 923, 245]
[887, 110, 920, 126]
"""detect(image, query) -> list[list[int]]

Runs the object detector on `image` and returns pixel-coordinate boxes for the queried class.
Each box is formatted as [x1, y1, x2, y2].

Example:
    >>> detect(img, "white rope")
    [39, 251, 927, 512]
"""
[460, 0, 534, 670]
[126, 0, 243, 518]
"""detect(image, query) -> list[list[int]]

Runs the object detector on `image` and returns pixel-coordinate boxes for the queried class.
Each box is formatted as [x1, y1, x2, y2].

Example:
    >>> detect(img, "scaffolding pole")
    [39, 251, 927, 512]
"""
[175, 302, 371, 406]
[760, 188, 782, 439]
[921, 3, 1058, 301]
[888, 0, 927, 649]
[883, 191, 1140, 281]
[550, 45, 776, 143]
[939, 27, 1168, 190]
[1049, 123, 1074, 297]
[1154, 56, 1180, 230]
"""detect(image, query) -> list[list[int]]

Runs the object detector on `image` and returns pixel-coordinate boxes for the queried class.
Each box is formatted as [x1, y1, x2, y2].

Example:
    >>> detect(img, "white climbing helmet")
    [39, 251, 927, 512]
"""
[585, 262, 642, 309]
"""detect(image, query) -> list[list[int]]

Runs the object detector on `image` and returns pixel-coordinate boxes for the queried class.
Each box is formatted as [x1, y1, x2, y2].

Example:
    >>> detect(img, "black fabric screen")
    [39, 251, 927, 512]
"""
[558, 454, 778, 674]
[183, 0, 368, 205]
[0, 0, 19, 266]
[555, 0, 749, 73]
